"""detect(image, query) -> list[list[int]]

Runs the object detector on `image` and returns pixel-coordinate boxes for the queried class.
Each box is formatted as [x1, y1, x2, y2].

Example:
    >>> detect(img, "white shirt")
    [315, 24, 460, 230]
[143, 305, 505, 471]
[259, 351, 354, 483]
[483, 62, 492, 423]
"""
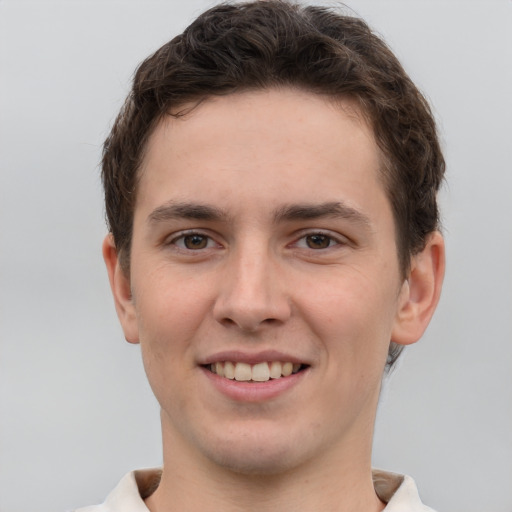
[74, 468, 435, 512]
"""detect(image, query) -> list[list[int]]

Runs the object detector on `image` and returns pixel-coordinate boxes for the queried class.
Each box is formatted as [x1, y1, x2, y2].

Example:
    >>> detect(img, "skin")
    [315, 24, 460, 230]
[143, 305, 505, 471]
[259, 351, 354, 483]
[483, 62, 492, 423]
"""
[104, 88, 445, 512]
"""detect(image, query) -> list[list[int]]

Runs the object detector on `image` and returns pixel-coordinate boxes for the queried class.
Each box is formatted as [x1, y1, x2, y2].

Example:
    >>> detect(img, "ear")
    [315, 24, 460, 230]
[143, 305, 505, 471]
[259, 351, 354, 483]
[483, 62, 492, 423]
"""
[391, 231, 445, 346]
[102, 234, 140, 344]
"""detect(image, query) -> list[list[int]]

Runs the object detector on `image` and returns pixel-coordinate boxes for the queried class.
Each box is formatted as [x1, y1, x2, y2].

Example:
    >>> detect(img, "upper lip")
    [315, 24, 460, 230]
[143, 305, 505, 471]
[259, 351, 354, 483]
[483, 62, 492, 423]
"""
[198, 350, 310, 366]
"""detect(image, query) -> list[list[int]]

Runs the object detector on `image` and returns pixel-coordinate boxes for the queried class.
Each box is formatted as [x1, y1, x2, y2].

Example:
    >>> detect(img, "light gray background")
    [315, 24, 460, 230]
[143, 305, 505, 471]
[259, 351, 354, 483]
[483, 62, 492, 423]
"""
[1, 1, 511, 511]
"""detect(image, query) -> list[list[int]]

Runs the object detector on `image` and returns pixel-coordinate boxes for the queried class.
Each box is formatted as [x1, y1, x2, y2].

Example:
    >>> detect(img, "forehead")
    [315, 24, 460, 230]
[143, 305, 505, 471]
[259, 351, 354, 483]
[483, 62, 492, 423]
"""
[136, 88, 387, 215]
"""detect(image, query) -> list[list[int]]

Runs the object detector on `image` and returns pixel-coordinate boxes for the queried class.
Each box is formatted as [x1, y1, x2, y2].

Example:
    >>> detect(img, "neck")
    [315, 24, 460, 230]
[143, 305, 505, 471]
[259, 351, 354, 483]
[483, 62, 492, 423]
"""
[145, 417, 385, 512]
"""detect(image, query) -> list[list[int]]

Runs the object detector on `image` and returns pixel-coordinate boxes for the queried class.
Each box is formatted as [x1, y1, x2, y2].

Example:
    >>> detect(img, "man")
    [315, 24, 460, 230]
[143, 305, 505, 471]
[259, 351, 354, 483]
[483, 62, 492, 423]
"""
[78, 1, 445, 510]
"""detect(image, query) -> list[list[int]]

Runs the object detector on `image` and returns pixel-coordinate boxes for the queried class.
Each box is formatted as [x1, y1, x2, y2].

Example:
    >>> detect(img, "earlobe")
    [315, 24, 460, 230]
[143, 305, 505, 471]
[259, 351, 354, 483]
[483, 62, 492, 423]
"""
[102, 234, 140, 344]
[391, 231, 445, 346]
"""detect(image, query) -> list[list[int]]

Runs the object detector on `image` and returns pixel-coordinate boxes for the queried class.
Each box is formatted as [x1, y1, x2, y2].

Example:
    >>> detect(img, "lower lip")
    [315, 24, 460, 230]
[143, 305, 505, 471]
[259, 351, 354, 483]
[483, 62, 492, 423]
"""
[201, 367, 308, 402]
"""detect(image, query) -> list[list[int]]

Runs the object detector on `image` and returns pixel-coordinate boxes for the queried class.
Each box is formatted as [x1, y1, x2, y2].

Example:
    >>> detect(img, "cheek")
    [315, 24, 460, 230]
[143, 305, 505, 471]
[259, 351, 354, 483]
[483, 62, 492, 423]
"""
[134, 263, 213, 340]
[132, 274, 213, 403]
[297, 269, 399, 361]
[134, 276, 205, 411]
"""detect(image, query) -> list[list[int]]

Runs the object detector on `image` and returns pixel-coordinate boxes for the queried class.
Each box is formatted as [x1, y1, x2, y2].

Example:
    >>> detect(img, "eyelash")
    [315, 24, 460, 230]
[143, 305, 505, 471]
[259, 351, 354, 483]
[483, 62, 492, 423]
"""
[167, 230, 346, 252]
[292, 231, 346, 250]
[168, 231, 219, 251]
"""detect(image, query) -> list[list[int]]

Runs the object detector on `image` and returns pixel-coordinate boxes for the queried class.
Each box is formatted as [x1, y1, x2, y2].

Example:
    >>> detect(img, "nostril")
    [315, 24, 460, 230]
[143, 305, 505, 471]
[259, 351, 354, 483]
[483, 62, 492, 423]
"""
[217, 316, 278, 332]
[219, 317, 237, 327]
[212, 282, 292, 331]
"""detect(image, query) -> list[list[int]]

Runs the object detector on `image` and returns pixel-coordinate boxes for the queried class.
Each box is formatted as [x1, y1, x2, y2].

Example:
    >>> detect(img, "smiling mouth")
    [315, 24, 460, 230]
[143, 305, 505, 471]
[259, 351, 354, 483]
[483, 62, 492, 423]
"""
[205, 361, 307, 382]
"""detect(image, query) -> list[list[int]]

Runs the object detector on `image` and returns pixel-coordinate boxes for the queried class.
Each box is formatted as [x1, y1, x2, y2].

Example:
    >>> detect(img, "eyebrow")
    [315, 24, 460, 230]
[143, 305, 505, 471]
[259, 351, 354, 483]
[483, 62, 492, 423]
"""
[147, 201, 228, 224]
[147, 200, 371, 228]
[273, 201, 372, 228]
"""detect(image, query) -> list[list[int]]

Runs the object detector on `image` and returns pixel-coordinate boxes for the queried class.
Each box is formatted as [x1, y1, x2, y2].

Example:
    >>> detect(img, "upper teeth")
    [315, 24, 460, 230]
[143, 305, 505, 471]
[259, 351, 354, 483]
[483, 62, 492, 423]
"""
[210, 361, 302, 382]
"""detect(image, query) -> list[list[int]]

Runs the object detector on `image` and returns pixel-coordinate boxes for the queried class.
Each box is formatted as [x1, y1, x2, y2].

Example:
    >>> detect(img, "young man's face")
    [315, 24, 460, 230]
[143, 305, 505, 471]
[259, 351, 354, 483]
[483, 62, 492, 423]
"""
[106, 89, 434, 475]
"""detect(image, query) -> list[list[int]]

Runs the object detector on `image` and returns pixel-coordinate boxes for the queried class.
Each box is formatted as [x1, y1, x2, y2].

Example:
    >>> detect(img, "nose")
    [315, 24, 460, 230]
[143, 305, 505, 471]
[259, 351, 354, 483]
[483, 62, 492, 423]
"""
[212, 242, 291, 332]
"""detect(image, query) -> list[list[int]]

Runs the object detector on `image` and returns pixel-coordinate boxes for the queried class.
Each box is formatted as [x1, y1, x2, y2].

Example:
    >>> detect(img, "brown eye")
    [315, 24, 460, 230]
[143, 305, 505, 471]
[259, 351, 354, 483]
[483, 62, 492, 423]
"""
[183, 234, 209, 250]
[305, 234, 331, 249]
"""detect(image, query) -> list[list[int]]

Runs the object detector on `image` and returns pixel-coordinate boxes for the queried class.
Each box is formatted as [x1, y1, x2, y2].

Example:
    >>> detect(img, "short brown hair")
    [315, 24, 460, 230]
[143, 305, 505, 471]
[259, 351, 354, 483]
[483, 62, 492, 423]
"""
[102, 0, 445, 369]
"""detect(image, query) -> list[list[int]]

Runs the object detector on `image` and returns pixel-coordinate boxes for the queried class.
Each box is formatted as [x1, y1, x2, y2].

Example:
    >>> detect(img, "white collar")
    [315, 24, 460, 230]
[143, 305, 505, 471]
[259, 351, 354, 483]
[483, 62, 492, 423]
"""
[79, 467, 435, 512]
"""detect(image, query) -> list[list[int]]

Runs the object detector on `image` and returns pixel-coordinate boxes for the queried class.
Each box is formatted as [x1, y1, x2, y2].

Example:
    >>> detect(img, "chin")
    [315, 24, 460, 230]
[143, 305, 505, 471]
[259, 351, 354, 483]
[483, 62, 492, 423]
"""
[209, 447, 300, 476]
[197, 426, 315, 476]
